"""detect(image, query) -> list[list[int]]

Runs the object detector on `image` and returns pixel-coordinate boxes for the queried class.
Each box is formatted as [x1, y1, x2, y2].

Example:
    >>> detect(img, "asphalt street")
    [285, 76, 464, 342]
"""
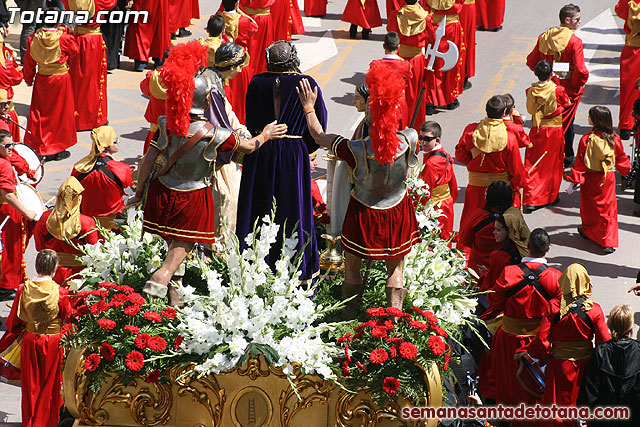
[0, 0, 639, 424]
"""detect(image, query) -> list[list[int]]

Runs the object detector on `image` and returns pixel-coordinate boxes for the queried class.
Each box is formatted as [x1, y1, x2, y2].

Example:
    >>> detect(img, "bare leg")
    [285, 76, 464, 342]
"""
[385, 257, 407, 311]
[342, 251, 364, 319]
[144, 240, 193, 306]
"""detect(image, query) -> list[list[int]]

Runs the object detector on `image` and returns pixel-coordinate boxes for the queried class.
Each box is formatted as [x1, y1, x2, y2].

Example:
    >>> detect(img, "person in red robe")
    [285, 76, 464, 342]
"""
[342, 0, 382, 39]
[0, 33, 23, 101]
[523, 60, 571, 213]
[481, 228, 562, 427]
[475, 0, 504, 31]
[23, 23, 78, 161]
[615, 0, 640, 140]
[527, 264, 611, 427]
[169, 0, 193, 39]
[0, 129, 38, 302]
[526, 4, 588, 166]
[455, 95, 527, 234]
[396, 1, 432, 128]
[565, 106, 631, 254]
[271, 0, 304, 42]
[71, 126, 134, 230]
[304, 0, 326, 16]
[0, 89, 22, 142]
[240, 0, 275, 75]
[63, 0, 115, 131]
[33, 177, 101, 285]
[386, 0, 403, 32]
[17, 250, 75, 427]
[140, 62, 168, 154]
[124, 0, 171, 71]
[458, 180, 512, 274]
[502, 93, 530, 148]
[418, 120, 458, 240]
[423, 0, 465, 112]
[459, 0, 475, 86]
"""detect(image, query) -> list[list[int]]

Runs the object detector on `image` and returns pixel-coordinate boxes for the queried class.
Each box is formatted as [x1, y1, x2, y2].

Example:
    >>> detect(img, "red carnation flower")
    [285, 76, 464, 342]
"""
[386, 307, 403, 317]
[112, 293, 128, 303]
[383, 376, 401, 395]
[128, 293, 145, 305]
[355, 323, 368, 331]
[124, 305, 141, 316]
[84, 353, 101, 372]
[125, 325, 140, 334]
[61, 323, 75, 336]
[371, 327, 388, 339]
[389, 346, 397, 358]
[423, 311, 438, 326]
[161, 307, 177, 319]
[428, 336, 445, 356]
[356, 361, 368, 374]
[144, 311, 162, 323]
[90, 301, 107, 315]
[369, 348, 389, 364]
[135, 333, 150, 349]
[100, 342, 116, 361]
[409, 320, 429, 331]
[92, 290, 108, 298]
[174, 335, 183, 350]
[443, 353, 451, 370]
[109, 300, 124, 309]
[97, 319, 116, 329]
[342, 361, 350, 377]
[337, 333, 353, 345]
[145, 369, 162, 383]
[412, 306, 427, 316]
[125, 351, 145, 371]
[434, 326, 448, 338]
[399, 342, 418, 359]
[147, 336, 167, 352]
[99, 282, 117, 289]
[384, 320, 394, 330]
[345, 343, 351, 361]
[117, 285, 134, 294]
[386, 337, 403, 344]
[366, 307, 387, 317]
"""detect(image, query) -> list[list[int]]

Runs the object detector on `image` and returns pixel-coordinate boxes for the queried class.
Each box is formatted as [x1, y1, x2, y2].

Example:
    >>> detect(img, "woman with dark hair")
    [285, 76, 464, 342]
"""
[565, 106, 631, 254]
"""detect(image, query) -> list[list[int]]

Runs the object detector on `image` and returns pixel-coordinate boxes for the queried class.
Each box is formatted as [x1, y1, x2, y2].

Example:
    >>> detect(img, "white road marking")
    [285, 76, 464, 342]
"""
[297, 30, 339, 72]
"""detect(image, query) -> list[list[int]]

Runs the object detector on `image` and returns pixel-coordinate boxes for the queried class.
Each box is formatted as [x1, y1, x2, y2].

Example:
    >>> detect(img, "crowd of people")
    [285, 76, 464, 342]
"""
[0, 0, 638, 426]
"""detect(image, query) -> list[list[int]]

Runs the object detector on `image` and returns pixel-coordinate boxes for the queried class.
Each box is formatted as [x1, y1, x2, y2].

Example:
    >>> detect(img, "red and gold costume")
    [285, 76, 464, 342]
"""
[566, 131, 631, 248]
[459, 0, 476, 79]
[304, 0, 327, 16]
[24, 27, 79, 156]
[504, 112, 530, 148]
[0, 36, 23, 100]
[271, 0, 305, 42]
[524, 80, 570, 208]
[341, 0, 382, 30]
[0, 90, 22, 142]
[17, 278, 74, 427]
[481, 259, 562, 423]
[615, 0, 640, 131]
[140, 69, 167, 153]
[458, 206, 501, 273]
[526, 27, 589, 138]
[33, 178, 100, 285]
[475, 0, 504, 30]
[71, 126, 133, 229]
[528, 265, 611, 427]
[423, 0, 466, 107]
[63, 0, 115, 131]
[370, 55, 412, 129]
[240, 0, 276, 75]
[419, 145, 458, 240]
[455, 118, 527, 232]
[386, 0, 403, 32]
[124, 0, 171, 63]
[396, 2, 432, 129]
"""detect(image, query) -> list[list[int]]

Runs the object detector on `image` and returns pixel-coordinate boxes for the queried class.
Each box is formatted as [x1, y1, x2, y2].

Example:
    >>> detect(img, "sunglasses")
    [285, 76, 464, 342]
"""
[3, 143, 12, 148]
[418, 135, 438, 142]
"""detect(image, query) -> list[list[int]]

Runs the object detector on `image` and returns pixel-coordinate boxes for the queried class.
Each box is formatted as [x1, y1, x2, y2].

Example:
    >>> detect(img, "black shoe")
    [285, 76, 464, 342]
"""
[463, 78, 472, 91]
[0, 288, 16, 301]
[43, 154, 56, 162]
[54, 150, 71, 161]
[134, 60, 148, 72]
[362, 28, 371, 39]
[476, 26, 486, 31]
[577, 226, 588, 240]
[487, 26, 503, 32]
[178, 28, 192, 37]
[425, 104, 436, 116]
[602, 246, 616, 254]
[633, 210, 640, 217]
[349, 24, 357, 39]
[522, 205, 536, 214]
[171, 32, 177, 40]
[620, 129, 633, 140]
[446, 99, 460, 110]
[564, 156, 575, 168]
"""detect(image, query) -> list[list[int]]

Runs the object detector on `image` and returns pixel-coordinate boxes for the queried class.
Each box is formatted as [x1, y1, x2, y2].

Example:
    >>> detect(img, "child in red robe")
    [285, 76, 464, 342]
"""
[342, 0, 382, 39]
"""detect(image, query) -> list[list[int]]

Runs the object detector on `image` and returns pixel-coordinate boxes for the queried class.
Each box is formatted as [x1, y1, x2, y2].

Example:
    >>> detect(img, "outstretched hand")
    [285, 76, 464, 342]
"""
[296, 78, 318, 111]
[628, 283, 640, 296]
[262, 120, 288, 141]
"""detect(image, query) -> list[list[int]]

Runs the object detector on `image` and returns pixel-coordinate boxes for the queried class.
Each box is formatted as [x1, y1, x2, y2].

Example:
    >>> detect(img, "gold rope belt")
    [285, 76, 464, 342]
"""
[552, 341, 593, 361]
[464, 0, 475, 4]
[26, 318, 62, 335]
[430, 184, 451, 204]
[539, 115, 563, 128]
[399, 44, 422, 59]
[57, 251, 83, 268]
[243, 7, 270, 15]
[433, 13, 460, 24]
[467, 171, 510, 187]
[74, 26, 101, 35]
[38, 62, 69, 76]
[502, 315, 541, 336]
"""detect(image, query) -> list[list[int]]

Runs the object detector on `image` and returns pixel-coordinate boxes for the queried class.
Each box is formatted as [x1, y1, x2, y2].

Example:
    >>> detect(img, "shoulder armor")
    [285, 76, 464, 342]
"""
[156, 116, 170, 150]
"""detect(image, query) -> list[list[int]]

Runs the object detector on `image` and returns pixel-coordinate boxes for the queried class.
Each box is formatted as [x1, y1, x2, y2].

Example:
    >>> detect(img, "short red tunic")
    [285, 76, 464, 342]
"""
[341, 0, 382, 29]
[333, 136, 420, 260]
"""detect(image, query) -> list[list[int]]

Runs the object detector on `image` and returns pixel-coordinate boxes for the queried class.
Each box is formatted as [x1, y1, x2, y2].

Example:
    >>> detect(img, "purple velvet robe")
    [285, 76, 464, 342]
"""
[237, 72, 328, 282]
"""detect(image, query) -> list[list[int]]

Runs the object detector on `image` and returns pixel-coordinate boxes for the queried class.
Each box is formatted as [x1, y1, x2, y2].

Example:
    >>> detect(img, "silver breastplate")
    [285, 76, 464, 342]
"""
[349, 128, 419, 209]
[156, 116, 234, 191]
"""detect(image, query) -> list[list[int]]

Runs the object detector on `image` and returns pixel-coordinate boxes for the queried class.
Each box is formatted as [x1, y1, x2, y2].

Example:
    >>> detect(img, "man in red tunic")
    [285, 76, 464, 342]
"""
[297, 62, 420, 316]
[63, 0, 115, 131]
[526, 4, 588, 166]
[523, 60, 571, 213]
[240, 0, 275, 75]
[124, 0, 171, 72]
[615, 0, 640, 140]
[475, 0, 504, 32]
[0, 33, 23, 101]
[24, 19, 79, 161]
[481, 228, 562, 426]
[33, 177, 101, 285]
[455, 95, 527, 235]
[418, 120, 458, 241]
[271, 0, 304, 42]
[459, 0, 475, 87]
[342, 0, 382, 39]
[0, 90, 22, 142]
[423, 0, 465, 112]
[71, 126, 134, 230]
[0, 129, 38, 301]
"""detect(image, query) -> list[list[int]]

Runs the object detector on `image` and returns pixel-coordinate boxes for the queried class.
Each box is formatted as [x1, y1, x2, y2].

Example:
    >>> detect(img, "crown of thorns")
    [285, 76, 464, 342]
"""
[265, 41, 298, 66]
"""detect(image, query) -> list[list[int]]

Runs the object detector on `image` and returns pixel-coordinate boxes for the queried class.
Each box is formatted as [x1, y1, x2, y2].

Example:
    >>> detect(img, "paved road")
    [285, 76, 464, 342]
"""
[1, 0, 639, 424]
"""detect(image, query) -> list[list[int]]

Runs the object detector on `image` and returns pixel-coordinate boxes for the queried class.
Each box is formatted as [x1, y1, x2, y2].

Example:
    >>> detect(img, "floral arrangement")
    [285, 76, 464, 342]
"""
[339, 306, 451, 405]
[61, 282, 182, 393]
